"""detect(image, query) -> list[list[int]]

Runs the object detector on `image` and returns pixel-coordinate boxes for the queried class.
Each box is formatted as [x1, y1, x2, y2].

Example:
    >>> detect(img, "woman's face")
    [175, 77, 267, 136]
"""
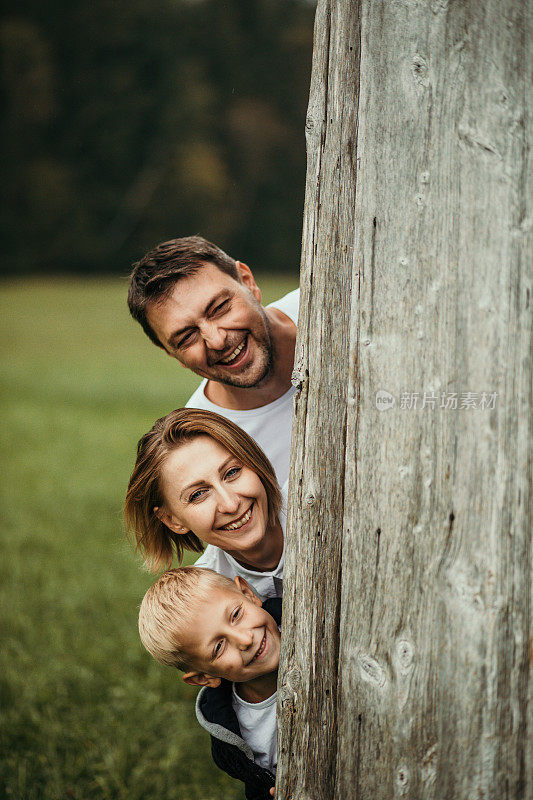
[157, 436, 269, 557]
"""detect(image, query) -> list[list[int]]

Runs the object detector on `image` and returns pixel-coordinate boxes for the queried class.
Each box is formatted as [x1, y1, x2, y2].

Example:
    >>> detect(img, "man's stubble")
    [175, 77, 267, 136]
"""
[206, 307, 276, 391]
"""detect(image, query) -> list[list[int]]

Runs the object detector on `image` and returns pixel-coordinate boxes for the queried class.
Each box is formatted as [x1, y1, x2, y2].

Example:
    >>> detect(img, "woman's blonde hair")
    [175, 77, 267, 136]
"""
[124, 408, 282, 572]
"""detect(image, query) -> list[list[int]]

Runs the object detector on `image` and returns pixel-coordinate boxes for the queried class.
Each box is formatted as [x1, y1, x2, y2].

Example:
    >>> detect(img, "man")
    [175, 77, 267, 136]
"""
[127, 236, 299, 488]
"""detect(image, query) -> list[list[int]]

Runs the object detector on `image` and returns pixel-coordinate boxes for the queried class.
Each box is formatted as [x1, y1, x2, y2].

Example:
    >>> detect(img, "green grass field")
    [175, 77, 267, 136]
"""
[0, 274, 298, 800]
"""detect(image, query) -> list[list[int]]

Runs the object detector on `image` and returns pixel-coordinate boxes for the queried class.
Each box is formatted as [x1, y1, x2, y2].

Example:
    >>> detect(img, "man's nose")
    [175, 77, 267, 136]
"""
[200, 322, 226, 351]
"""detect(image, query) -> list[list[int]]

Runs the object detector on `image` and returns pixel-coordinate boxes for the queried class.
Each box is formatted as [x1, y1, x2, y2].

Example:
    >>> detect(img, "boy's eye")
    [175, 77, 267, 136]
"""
[231, 605, 243, 622]
[213, 640, 224, 657]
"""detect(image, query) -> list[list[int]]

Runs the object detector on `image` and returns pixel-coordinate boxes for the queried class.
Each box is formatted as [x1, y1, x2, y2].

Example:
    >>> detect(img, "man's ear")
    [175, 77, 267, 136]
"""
[235, 261, 261, 303]
[182, 671, 221, 688]
[153, 506, 189, 535]
[233, 576, 261, 606]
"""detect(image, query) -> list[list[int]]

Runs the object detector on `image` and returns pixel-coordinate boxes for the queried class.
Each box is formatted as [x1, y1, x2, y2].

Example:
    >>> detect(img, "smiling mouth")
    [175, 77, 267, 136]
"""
[219, 503, 253, 531]
[250, 630, 267, 664]
[218, 336, 247, 365]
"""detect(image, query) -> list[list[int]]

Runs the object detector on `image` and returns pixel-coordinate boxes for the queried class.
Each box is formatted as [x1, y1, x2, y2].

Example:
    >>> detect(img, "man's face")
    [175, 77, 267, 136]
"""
[181, 580, 281, 684]
[145, 263, 274, 389]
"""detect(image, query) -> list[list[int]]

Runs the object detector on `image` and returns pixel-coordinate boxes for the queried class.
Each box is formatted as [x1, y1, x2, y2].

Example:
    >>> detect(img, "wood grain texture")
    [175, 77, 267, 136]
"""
[277, 0, 531, 798]
[275, 2, 361, 798]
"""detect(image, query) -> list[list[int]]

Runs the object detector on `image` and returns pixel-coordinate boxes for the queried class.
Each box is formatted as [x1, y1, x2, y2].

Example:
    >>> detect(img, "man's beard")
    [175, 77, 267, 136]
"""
[208, 314, 275, 390]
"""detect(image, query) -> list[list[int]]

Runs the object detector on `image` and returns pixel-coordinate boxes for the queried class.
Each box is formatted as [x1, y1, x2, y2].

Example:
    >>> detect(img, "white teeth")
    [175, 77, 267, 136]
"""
[222, 505, 252, 531]
[220, 339, 245, 364]
[252, 633, 266, 662]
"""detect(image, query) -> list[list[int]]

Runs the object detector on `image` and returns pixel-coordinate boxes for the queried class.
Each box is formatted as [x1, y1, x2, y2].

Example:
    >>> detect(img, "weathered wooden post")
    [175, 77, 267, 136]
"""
[277, 1, 531, 798]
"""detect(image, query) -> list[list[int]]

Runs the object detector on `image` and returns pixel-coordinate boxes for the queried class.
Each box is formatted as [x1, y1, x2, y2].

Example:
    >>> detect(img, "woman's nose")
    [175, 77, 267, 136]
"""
[216, 486, 240, 514]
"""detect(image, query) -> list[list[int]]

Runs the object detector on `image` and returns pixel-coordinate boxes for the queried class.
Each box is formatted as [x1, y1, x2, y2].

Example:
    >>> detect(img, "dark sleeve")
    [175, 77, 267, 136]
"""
[211, 739, 274, 800]
[210, 738, 244, 783]
[244, 783, 272, 800]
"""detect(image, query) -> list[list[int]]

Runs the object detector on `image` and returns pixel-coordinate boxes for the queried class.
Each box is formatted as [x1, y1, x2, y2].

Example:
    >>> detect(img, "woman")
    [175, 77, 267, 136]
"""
[124, 408, 285, 600]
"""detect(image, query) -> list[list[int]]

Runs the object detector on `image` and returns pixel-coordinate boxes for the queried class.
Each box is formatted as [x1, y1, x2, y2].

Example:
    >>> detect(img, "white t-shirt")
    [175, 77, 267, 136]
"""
[231, 684, 277, 776]
[185, 288, 300, 489]
[194, 507, 285, 601]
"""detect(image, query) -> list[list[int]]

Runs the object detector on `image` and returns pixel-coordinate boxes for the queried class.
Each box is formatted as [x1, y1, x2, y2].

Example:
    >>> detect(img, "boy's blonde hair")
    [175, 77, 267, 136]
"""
[138, 566, 237, 670]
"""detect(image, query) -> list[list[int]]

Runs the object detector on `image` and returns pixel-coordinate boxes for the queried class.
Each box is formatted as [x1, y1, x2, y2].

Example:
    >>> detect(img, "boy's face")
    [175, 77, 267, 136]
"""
[180, 578, 281, 687]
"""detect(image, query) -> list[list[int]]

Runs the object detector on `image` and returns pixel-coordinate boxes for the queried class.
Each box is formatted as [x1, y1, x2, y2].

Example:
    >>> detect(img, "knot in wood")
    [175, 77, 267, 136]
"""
[396, 639, 415, 673]
[279, 688, 295, 714]
[285, 667, 301, 692]
[305, 115, 315, 133]
[291, 368, 304, 390]
[396, 765, 410, 794]
[280, 666, 301, 709]
[304, 491, 316, 507]
[411, 54, 429, 87]
[358, 653, 387, 689]
[291, 345, 306, 390]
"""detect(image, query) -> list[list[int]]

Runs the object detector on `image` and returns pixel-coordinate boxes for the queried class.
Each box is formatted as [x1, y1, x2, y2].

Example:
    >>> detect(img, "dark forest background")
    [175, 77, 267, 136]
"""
[1, 0, 315, 276]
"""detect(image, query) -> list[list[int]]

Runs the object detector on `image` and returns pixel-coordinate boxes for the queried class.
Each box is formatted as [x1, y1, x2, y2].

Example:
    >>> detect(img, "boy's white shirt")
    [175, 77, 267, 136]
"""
[231, 683, 277, 775]
[194, 494, 286, 602]
[185, 288, 300, 490]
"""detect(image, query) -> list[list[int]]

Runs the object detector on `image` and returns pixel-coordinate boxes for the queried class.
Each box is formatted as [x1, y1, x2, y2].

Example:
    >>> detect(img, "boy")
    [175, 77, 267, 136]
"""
[138, 566, 281, 800]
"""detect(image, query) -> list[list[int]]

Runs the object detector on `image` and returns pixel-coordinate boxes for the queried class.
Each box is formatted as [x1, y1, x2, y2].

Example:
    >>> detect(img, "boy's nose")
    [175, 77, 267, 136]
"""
[234, 629, 254, 650]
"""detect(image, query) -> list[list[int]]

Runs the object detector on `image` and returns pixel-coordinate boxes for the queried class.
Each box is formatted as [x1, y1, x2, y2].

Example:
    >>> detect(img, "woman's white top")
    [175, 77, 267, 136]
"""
[194, 506, 285, 601]
[231, 684, 278, 776]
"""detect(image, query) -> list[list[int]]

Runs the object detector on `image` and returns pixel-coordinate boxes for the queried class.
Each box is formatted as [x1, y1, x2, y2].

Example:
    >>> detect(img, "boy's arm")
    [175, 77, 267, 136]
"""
[211, 739, 274, 800]
[244, 781, 274, 800]
[244, 783, 273, 800]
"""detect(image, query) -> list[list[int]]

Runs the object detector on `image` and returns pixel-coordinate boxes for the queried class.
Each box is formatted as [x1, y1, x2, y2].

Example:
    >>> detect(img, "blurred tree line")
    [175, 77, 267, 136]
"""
[1, 0, 315, 276]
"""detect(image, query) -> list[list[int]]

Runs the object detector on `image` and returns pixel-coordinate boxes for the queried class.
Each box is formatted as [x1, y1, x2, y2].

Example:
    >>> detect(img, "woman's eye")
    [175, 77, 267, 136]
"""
[225, 466, 241, 480]
[189, 488, 207, 502]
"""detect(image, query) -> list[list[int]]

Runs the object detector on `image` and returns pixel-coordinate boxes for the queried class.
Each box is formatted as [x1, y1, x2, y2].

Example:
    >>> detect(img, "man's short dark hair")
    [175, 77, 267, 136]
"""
[128, 236, 240, 348]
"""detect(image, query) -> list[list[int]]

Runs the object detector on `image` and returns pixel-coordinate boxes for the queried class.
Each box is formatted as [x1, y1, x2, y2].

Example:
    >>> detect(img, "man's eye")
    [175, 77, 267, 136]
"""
[213, 300, 229, 314]
[177, 331, 194, 349]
